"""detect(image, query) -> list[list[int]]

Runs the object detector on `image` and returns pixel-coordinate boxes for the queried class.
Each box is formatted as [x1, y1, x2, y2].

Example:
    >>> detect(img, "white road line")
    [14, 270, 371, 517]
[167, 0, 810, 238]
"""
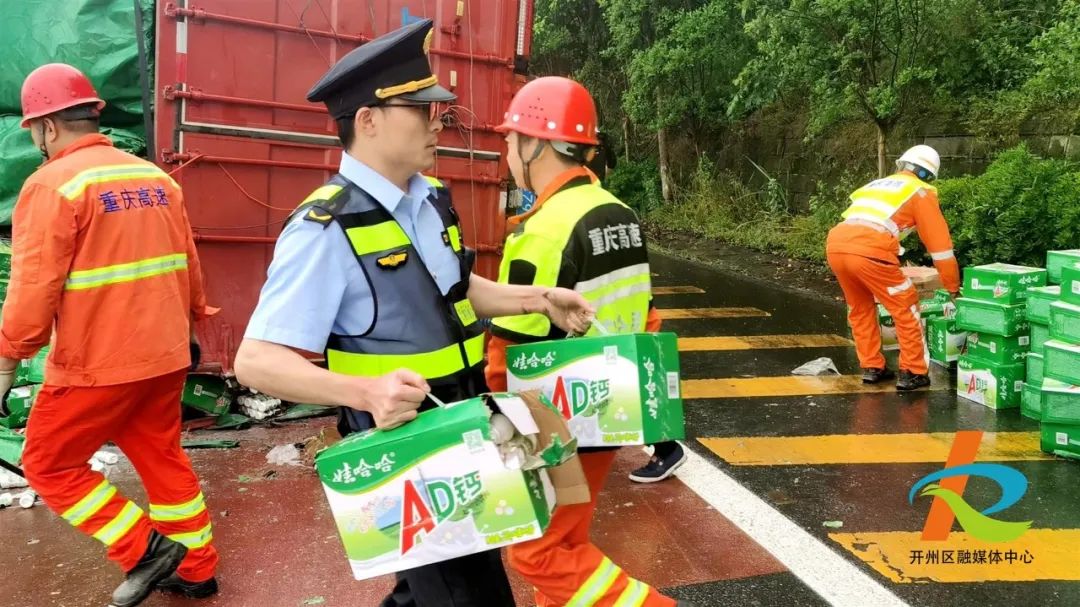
[673, 446, 910, 607]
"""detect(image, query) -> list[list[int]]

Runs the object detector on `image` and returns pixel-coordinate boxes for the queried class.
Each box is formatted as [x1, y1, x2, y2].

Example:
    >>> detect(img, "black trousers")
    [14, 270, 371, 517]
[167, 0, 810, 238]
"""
[379, 548, 515, 607]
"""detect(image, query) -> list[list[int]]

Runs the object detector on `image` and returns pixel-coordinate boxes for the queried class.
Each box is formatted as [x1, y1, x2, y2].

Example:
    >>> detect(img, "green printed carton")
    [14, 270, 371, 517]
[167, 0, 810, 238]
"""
[961, 263, 1047, 304]
[0, 384, 41, 429]
[0, 426, 24, 469]
[1040, 421, 1080, 460]
[1021, 382, 1043, 421]
[1050, 301, 1080, 344]
[928, 317, 968, 366]
[1044, 340, 1080, 386]
[315, 394, 584, 581]
[957, 355, 1025, 409]
[14, 346, 49, 387]
[1026, 286, 1061, 325]
[1040, 379, 1080, 424]
[182, 374, 232, 416]
[873, 299, 947, 352]
[0, 240, 10, 281]
[1047, 250, 1080, 284]
[1031, 322, 1052, 355]
[964, 332, 1029, 365]
[955, 298, 1029, 337]
[877, 304, 900, 351]
[1061, 264, 1080, 306]
[507, 333, 684, 447]
[1027, 352, 1045, 387]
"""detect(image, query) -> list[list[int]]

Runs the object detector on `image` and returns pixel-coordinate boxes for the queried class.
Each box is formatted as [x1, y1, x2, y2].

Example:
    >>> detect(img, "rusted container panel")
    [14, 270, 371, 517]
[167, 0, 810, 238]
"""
[155, 0, 533, 370]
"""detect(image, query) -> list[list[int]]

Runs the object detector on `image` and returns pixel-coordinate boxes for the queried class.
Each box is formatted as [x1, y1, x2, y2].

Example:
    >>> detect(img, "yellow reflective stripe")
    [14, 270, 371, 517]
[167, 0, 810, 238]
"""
[168, 522, 214, 549]
[66, 253, 188, 291]
[843, 173, 926, 222]
[149, 492, 207, 522]
[62, 479, 117, 526]
[346, 222, 411, 256]
[447, 225, 462, 252]
[574, 264, 650, 295]
[299, 185, 344, 208]
[328, 334, 484, 379]
[567, 557, 621, 607]
[92, 501, 144, 546]
[844, 198, 899, 220]
[424, 175, 444, 188]
[614, 579, 649, 607]
[577, 271, 652, 308]
[493, 312, 550, 338]
[58, 164, 173, 200]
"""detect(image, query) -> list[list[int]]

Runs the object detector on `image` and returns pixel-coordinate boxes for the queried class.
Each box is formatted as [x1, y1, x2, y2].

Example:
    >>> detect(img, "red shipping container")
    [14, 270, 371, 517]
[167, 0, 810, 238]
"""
[154, 0, 534, 371]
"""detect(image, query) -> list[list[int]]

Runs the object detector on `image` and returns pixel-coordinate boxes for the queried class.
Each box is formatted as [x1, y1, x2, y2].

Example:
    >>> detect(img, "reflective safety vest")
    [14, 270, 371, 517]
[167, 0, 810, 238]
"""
[292, 175, 486, 433]
[492, 177, 651, 341]
[842, 172, 937, 237]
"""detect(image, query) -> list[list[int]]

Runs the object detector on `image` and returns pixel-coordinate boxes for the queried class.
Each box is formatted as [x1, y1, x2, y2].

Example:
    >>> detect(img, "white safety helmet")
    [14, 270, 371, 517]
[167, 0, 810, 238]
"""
[896, 145, 940, 181]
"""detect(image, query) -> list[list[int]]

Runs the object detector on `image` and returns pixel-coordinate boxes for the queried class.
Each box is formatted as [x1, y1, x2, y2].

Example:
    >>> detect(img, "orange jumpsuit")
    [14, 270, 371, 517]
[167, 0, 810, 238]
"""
[825, 173, 960, 375]
[2, 134, 219, 582]
[487, 167, 672, 607]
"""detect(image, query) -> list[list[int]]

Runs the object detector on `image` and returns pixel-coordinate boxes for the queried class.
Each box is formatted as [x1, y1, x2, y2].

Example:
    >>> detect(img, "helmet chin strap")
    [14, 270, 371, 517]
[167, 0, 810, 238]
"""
[518, 136, 548, 193]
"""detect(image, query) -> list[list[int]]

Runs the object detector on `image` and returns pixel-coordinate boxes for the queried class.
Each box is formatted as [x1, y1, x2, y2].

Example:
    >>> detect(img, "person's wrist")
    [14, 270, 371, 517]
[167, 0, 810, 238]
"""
[335, 373, 371, 411]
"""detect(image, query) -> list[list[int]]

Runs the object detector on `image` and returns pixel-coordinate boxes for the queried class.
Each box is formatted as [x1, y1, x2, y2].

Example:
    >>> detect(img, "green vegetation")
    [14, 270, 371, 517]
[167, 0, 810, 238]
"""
[536, 0, 1080, 266]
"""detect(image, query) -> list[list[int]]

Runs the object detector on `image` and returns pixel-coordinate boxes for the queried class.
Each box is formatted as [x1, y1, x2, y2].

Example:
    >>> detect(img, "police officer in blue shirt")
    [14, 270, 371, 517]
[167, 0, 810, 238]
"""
[234, 19, 594, 607]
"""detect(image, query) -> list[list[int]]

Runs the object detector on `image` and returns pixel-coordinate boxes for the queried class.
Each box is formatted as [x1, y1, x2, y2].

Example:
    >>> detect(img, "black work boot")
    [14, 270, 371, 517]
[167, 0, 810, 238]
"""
[157, 572, 219, 598]
[896, 370, 932, 391]
[861, 367, 896, 384]
[110, 531, 187, 607]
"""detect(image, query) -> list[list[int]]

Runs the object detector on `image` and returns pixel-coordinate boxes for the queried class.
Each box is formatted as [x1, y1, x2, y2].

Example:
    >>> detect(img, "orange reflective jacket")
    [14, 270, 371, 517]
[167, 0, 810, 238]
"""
[826, 180, 960, 293]
[0, 134, 217, 387]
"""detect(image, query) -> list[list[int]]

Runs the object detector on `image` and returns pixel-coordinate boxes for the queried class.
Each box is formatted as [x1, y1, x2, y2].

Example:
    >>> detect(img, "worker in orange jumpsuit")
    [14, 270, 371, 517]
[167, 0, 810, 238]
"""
[0, 64, 220, 607]
[826, 145, 961, 391]
[486, 77, 689, 607]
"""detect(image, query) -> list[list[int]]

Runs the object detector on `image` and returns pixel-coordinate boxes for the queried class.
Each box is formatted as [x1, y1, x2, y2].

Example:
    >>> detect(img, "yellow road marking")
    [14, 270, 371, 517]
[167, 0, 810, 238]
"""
[698, 432, 1046, 465]
[679, 334, 852, 352]
[682, 375, 945, 399]
[658, 308, 771, 320]
[830, 530, 1078, 582]
[653, 286, 706, 295]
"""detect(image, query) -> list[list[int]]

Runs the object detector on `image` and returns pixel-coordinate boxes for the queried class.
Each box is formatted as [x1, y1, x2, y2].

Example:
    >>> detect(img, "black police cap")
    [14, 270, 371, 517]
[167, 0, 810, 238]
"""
[307, 19, 456, 120]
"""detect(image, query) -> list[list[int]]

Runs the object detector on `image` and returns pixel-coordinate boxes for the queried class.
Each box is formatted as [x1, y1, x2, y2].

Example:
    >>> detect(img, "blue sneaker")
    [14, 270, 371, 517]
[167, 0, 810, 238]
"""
[628, 442, 686, 483]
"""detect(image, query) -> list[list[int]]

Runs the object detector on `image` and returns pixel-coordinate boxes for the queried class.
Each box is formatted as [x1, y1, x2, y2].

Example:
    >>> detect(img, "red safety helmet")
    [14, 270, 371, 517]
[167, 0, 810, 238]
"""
[20, 63, 105, 128]
[496, 77, 599, 145]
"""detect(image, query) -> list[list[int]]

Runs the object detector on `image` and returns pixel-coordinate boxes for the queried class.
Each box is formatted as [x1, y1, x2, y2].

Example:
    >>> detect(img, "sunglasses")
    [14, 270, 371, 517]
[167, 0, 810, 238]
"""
[380, 100, 445, 122]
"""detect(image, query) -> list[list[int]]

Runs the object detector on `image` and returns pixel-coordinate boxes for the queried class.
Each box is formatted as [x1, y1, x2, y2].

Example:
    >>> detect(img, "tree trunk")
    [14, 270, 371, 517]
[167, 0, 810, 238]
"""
[622, 116, 631, 163]
[658, 126, 673, 203]
[877, 123, 889, 178]
[657, 90, 673, 203]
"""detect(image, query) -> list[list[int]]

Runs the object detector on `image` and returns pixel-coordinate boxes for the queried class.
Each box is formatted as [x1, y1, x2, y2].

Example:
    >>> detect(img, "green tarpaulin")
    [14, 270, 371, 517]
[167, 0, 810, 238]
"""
[0, 0, 154, 225]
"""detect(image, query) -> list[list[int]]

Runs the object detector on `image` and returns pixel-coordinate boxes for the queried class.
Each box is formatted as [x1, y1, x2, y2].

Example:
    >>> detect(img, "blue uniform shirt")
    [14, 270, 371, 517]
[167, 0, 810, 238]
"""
[244, 153, 463, 353]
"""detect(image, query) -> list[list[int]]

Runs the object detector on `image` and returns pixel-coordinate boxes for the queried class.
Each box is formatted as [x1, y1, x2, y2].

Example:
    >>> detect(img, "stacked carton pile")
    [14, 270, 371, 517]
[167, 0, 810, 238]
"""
[954, 263, 1046, 409]
[1036, 251, 1080, 458]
